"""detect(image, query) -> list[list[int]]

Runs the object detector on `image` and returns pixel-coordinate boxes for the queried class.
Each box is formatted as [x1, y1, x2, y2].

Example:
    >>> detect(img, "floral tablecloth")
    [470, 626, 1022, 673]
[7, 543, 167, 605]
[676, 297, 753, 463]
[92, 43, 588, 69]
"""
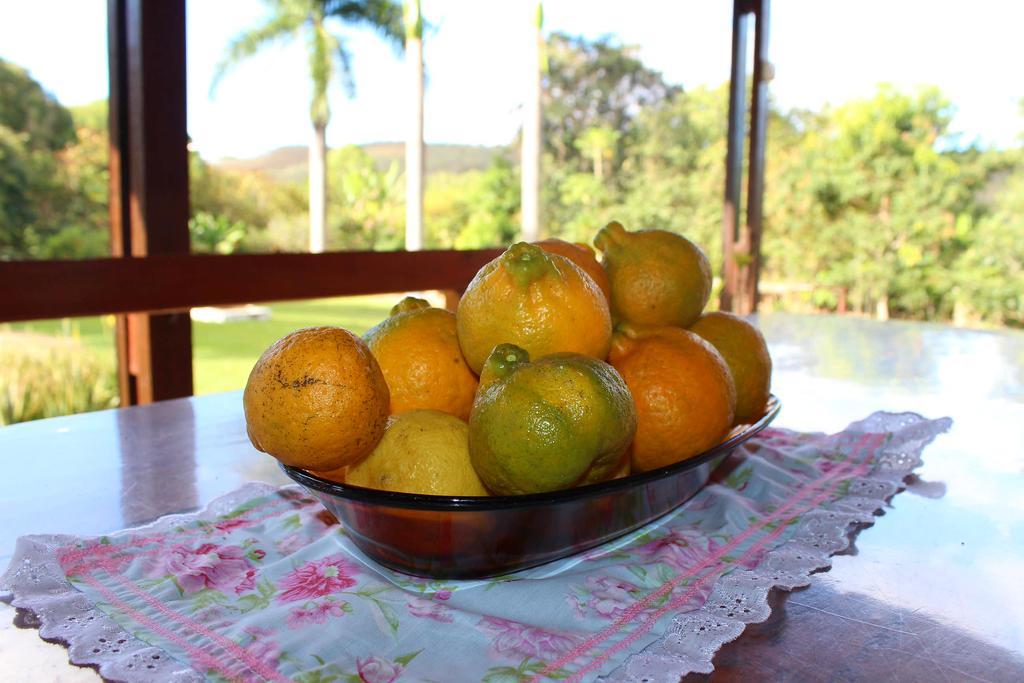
[1, 411, 949, 682]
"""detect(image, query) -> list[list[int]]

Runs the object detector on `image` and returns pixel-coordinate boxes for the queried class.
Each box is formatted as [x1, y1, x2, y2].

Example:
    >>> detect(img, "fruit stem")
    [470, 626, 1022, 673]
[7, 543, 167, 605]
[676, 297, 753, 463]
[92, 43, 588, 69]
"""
[390, 296, 431, 316]
[593, 221, 627, 254]
[501, 242, 558, 288]
[478, 343, 530, 391]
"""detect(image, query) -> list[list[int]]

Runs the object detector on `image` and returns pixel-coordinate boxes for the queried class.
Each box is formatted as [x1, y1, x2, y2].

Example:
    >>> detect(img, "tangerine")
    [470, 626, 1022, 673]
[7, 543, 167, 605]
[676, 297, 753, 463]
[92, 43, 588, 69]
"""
[364, 297, 478, 420]
[690, 311, 772, 422]
[608, 324, 735, 472]
[243, 327, 390, 471]
[535, 237, 612, 303]
[469, 345, 636, 495]
[594, 221, 712, 328]
[456, 242, 612, 374]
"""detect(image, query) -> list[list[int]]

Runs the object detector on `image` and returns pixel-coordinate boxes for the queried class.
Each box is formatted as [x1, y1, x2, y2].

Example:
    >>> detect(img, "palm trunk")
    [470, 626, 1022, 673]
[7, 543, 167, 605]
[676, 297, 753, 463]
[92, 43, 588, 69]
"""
[405, 31, 424, 251]
[520, 3, 543, 242]
[309, 121, 327, 253]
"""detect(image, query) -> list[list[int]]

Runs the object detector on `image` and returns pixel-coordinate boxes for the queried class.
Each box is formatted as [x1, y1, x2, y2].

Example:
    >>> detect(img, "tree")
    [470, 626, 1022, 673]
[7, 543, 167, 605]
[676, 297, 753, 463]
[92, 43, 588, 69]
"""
[0, 61, 108, 260]
[614, 85, 731, 264]
[403, 0, 424, 250]
[213, 0, 404, 253]
[521, 2, 544, 240]
[327, 144, 403, 250]
[575, 125, 619, 180]
[953, 157, 1024, 326]
[542, 33, 678, 174]
[0, 58, 75, 152]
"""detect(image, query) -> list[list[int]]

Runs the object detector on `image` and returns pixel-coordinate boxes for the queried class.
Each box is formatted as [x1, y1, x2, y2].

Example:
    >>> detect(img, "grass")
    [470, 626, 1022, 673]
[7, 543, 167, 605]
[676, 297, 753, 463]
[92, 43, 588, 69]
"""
[4, 294, 401, 397]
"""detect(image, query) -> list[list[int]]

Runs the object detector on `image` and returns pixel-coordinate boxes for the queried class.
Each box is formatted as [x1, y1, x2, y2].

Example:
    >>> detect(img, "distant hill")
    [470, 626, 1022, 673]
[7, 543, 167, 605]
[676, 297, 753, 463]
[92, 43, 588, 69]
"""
[214, 143, 510, 182]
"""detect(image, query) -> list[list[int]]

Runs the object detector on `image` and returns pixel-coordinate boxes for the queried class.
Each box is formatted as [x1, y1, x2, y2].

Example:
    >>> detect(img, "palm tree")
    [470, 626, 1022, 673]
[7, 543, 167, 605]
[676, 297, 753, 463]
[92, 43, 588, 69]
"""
[213, 0, 404, 253]
[404, 0, 424, 251]
[575, 125, 620, 180]
[520, 2, 544, 241]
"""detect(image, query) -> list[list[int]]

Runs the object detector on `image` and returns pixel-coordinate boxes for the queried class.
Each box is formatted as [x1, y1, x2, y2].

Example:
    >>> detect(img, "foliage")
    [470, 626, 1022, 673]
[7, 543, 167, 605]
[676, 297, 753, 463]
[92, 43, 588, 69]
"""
[0, 331, 118, 425]
[0, 58, 75, 151]
[213, 0, 406, 251]
[189, 212, 247, 254]
[327, 144, 403, 249]
[954, 167, 1024, 325]
[3, 33, 1024, 328]
[451, 154, 521, 249]
[543, 32, 678, 174]
[0, 67, 108, 260]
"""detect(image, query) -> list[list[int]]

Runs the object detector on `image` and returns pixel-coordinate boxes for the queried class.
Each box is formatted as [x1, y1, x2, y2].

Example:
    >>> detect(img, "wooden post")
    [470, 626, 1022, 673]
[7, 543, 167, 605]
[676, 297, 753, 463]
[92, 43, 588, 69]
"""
[108, 0, 193, 404]
[721, 0, 748, 313]
[721, 0, 770, 315]
[108, 0, 135, 404]
[743, 0, 771, 314]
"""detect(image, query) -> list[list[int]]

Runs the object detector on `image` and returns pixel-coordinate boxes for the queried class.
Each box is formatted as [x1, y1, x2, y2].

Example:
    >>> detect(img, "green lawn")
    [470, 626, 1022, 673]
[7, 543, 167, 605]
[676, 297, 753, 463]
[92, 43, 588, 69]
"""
[6, 295, 400, 396]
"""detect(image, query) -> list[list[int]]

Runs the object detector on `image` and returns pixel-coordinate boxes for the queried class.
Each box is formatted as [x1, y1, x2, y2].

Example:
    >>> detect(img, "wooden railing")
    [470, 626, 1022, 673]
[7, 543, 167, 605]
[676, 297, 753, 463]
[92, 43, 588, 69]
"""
[1, 250, 500, 323]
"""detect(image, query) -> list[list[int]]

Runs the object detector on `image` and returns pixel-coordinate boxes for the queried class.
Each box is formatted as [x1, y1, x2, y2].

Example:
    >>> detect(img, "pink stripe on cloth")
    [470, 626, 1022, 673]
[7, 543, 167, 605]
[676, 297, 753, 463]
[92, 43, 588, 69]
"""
[79, 573, 243, 681]
[563, 436, 880, 682]
[107, 572, 292, 683]
[536, 432, 882, 681]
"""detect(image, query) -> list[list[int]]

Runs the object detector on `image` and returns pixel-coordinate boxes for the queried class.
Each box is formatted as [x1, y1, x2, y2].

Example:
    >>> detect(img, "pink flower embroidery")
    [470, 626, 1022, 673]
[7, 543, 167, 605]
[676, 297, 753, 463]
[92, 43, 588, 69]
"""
[150, 543, 255, 595]
[277, 554, 358, 602]
[246, 638, 281, 673]
[433, 589, 452, 600]
[477, 616, 580, 661]
[406, 596, 453, 623]
[287, 599, 347, 629]
[635, 529, 710, 571]
[576, 575, 641, 620]
[357, 655, 403, 683]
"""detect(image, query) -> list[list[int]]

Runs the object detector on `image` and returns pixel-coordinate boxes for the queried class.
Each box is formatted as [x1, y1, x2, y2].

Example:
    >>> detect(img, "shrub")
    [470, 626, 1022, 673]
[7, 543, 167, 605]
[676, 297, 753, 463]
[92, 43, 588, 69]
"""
[0, 332, 118, 425]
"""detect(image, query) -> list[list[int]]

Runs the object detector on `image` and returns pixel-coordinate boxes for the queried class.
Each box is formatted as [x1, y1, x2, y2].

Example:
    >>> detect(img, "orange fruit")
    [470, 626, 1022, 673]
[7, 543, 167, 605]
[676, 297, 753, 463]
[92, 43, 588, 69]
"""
[456, 242, 612, 374]
[364, 297, 478, 420]
[690, 312, 773, 423]
[594, 221, 712, 328]
[535, 237, 612, 303]
[469, 345, 636, 495]
[243, 327, 390, 471]
[608, 325, 735, 472]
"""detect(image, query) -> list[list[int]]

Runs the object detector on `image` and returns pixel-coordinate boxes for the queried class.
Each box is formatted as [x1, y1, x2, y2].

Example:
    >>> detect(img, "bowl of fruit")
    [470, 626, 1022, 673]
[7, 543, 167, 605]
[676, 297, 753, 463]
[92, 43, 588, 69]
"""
[244, 222, 778, 578]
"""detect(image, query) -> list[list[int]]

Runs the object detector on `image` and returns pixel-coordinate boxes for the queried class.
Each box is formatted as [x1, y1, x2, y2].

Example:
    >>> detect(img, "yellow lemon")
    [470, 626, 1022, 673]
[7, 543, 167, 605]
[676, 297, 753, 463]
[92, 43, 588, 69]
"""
[342, 410, 489, 497]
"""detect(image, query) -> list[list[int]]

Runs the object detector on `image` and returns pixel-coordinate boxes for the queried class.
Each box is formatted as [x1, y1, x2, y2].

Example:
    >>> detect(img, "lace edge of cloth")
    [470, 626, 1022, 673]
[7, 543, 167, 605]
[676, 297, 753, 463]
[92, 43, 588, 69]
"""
[0, 481, 281, 683]
[604, 411, 952, 682]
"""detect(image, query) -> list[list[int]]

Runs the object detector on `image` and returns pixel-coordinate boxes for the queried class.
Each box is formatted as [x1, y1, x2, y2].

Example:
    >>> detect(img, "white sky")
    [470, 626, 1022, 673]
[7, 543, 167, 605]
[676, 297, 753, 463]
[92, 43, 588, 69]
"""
[1, 0, 1021, 161]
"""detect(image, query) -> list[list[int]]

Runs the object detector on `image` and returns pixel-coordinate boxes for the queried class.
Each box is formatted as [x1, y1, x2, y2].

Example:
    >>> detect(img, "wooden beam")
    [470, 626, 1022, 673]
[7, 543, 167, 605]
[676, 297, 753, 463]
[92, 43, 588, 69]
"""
[720, 0, 749, 313]
[108, 0, 193, 403]
[108, 0, 135, 404]
[743, 0, 771, 314]
[0, 250, 502, 323]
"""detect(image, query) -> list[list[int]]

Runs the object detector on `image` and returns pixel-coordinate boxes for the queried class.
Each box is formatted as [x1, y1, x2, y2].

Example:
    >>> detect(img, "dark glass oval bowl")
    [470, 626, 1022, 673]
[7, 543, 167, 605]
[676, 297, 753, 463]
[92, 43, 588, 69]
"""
[281, 396, 780, 579]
